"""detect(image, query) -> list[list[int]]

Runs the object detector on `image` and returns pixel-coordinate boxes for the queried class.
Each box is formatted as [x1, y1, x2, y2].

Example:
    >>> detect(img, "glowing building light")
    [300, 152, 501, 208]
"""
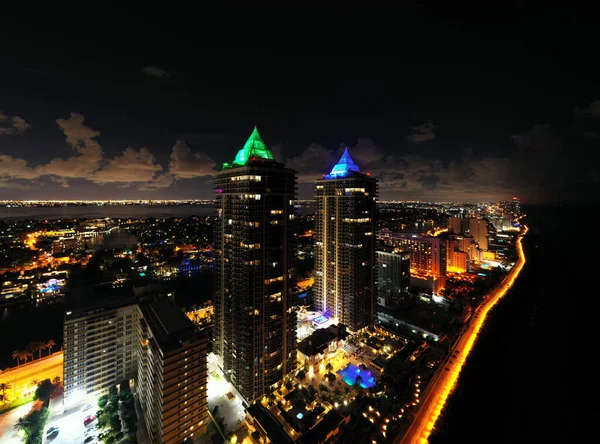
[223, 127, 275, 170]
[325, 147, 361, 179]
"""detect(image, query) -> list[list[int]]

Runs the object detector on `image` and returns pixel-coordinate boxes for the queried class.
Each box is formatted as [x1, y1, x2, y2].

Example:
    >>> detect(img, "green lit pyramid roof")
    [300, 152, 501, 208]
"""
[223, 127, 275, 169]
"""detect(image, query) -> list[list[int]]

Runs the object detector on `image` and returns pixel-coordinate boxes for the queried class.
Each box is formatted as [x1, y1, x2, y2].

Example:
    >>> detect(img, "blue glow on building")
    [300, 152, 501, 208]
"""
[324, 148, 361, 179]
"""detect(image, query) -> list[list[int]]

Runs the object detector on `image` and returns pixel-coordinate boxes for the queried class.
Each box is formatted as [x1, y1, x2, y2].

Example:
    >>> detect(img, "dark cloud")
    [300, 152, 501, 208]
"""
[142, 65, 170, 79]
[38, 113, 104, 178]
[285, 137, 518, 201]
[50, 176, 70, 188]
[416, 174, 440, 190]
[0, 108, 591, 202]
[1, 113, 193, 191]
[138, 173, 176, 191]
[286, 143, 340, 181]
[0, 154, 40, 179]
[168, 140, 217, 179]
[91, 147, 163, 183]
[576, 100, 600, 117]
[0, 110, 31, 135]
[406, 121, 438, 143]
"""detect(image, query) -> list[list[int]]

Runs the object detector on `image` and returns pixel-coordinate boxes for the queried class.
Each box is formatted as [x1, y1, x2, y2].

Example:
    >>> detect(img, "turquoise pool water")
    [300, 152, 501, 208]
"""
[338, 364, 376, 389]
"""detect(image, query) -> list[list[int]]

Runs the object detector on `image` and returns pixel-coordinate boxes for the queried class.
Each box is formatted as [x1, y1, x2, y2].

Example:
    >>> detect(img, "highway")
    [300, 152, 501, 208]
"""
[400, 224, 528, 444]
[0, 352, 64, 401]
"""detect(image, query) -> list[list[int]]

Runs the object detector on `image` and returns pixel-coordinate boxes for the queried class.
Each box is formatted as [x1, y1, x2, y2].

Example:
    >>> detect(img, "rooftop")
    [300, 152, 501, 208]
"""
[297, 324, 349, 357]
[247, 403, 293, 444]
[139, 296, 205, 353]
[223, 127, 275, 170]
[324, 148, 362, 179]
[298, 410, 348, 444]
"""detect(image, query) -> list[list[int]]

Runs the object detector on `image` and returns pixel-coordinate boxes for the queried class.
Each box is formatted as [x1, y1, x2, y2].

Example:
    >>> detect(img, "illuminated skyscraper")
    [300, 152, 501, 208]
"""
[213, 128, 297, 402]
[378, 231, 447, 292]
[314, 148, 378, 331]
[511, 196, 521, 216]
[64, 294, 208, 444]
[468, 218, 489, 251]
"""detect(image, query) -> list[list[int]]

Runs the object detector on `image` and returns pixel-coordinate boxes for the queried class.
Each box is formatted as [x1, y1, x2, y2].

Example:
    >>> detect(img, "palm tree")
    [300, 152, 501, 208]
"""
[0, 382, 10, 406]
[14, 415, 32, 439]
[326, 362, 333, 373]
[12, 350, 22, 366]
[266, 387, 276, 405]
[27, 341, 44, 360]
[0, 382, 11, 397]
[44, 340, 56, 356]
[52, 376, 61, 385]
[22, 350, 33, 364]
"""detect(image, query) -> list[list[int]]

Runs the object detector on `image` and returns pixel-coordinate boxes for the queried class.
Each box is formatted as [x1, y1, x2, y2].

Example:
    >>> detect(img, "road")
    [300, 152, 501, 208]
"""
[400, 225, 528, 444]
[0, 352, 64, 401]
[0, 403, 33, 443]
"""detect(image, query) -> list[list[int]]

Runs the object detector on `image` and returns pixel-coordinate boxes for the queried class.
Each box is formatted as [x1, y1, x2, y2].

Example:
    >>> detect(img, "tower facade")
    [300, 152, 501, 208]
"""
[376, 250, 410, 308]
[378, 231, 447, 292]
[468, 218, 489, 251]
[511, 196, 521, 216]
[213, 128, 297, 402]
[314, 148, 378, 331]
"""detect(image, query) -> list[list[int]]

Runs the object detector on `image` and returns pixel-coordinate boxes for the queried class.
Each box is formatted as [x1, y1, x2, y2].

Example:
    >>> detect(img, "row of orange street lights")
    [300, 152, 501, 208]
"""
[400, 221, 528, 444]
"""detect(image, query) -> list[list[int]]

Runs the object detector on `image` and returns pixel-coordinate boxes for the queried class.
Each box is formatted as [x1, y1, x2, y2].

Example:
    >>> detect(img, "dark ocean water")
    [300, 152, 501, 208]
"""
[0, 204, 213, 221]
[429, 205, 571, 443]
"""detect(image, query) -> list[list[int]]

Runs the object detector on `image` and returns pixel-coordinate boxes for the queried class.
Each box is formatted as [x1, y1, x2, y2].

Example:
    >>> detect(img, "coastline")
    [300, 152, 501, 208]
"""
[399, 223, 529, 443]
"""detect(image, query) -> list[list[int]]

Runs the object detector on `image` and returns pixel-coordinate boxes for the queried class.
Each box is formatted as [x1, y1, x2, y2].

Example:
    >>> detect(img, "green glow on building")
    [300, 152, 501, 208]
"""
[223, 127, 275, 170]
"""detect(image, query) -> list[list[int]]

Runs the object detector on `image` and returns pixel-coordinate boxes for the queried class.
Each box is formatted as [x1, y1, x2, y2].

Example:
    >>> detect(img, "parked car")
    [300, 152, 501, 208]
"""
[84, 436, 96, 443]
[46, 426, 59, 438]
[83, 415, 96, 426]
[82, 403, 93, 411]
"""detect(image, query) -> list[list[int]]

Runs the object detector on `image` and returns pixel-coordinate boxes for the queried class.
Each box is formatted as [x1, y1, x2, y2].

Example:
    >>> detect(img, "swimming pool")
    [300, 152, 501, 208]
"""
[338, 364, 376, 389]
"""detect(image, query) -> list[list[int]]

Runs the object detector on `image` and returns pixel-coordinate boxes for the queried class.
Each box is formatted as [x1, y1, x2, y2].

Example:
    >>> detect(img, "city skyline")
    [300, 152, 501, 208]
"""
[1, 7, 597, 204]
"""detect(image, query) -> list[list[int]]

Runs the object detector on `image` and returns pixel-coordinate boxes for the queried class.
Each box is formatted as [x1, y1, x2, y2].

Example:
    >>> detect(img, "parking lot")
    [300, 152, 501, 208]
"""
[44, 403, 98, 444]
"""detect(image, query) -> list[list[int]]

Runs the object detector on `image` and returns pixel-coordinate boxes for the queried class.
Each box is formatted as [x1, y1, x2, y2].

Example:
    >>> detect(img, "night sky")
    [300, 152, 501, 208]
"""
[1, 6, 598, 203]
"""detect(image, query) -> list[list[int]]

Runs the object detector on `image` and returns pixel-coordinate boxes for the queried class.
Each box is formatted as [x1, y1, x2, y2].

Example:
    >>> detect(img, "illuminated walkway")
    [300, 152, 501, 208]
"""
[400, 225, 528, 444]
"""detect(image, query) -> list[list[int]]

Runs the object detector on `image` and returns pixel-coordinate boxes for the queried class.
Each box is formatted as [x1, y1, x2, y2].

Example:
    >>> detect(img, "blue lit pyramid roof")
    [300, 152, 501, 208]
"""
[327, 148, 361, 178]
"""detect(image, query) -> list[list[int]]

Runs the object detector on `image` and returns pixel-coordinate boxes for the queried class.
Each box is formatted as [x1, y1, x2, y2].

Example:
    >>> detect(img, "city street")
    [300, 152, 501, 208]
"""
[400, 225, 528, 444]
[0, 403, 33, 443]
[0, 352, 64, 401]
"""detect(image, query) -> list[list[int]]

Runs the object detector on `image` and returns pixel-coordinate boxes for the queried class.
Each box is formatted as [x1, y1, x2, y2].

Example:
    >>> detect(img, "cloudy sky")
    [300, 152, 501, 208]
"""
[1, 6, 598, 203]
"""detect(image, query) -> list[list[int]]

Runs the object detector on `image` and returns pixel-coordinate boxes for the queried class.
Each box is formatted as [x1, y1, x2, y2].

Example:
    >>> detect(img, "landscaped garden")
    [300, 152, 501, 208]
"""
[95, 381, 138, 444]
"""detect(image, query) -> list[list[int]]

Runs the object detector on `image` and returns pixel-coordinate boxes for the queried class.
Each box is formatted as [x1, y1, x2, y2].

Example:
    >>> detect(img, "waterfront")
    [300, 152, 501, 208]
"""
[84, 227, 138, 250]
[428, 206, 568, 443]
[0, 204, 213, 221]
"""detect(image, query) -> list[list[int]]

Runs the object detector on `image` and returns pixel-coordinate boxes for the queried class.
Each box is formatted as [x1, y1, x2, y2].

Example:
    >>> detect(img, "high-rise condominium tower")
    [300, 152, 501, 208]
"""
[63, 294, 208, 444]
[314, 148, 378, 331]
[376, 250, 410, 308]
[213, 127, 297, 402]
